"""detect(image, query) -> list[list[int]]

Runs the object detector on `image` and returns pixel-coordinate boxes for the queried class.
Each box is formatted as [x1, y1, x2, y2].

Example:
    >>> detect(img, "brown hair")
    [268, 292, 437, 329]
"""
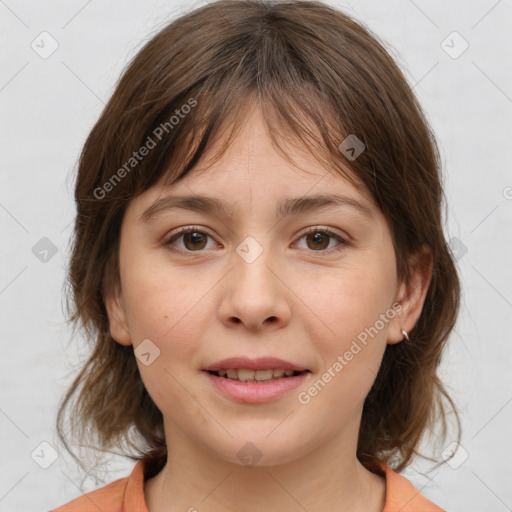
[57, 0, 461, 479]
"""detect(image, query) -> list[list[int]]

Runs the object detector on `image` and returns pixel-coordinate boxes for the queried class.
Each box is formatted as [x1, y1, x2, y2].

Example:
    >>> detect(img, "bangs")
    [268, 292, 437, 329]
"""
[128, 68, 366, 202]
[96, 5, 391, 209]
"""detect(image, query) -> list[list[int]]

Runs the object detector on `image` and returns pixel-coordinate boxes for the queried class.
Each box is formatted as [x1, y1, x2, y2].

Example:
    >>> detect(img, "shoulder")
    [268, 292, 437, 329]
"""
[48, 477, 129, 512]
[381, 464, 445, 512]
[48, 460, 147, 512]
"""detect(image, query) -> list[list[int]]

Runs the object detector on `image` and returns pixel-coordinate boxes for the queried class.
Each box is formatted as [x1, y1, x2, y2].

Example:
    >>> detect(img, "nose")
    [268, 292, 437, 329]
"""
[217, 242, 292, 332]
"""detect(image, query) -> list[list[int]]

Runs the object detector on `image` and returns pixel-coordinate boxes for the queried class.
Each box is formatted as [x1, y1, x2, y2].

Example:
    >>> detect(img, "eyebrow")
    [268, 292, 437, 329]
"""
[139, 193, 375, 224]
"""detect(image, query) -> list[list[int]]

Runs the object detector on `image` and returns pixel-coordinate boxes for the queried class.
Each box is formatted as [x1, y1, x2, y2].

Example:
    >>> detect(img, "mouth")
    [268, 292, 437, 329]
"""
[205, 368, 309, 383]
[203, 367, 311, 403]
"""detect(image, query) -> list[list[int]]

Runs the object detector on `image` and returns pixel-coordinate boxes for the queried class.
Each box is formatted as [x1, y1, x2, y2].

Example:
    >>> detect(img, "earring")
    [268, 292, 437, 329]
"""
[401, 328, 409, 342]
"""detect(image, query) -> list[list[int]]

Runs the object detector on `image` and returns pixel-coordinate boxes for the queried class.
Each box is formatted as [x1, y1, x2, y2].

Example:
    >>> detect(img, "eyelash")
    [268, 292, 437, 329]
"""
[163, 225, 350, 255]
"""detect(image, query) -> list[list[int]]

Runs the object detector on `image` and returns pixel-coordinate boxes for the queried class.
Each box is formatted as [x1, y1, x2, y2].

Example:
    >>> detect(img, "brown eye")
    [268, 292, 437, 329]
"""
[305, 231, 330, 250]
[182, 231, 208, 250]
[295, 227, 349, 254]
[165, 227, 215, 252]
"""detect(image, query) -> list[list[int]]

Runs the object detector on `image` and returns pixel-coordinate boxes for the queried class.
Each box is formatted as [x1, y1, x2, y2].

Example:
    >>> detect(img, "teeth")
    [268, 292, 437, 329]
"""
[226, 369, 238, 379]
[238, 368, 255, 381]
[213, 368, 301, 381]
[254, 369, 274, 380]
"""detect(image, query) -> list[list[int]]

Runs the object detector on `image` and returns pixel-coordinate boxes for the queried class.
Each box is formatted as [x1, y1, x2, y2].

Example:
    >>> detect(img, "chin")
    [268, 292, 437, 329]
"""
[207, 434, 310, 468]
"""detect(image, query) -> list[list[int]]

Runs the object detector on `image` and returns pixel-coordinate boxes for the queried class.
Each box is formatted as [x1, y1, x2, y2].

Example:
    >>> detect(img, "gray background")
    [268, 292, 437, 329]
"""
[1, 0, 511, 510]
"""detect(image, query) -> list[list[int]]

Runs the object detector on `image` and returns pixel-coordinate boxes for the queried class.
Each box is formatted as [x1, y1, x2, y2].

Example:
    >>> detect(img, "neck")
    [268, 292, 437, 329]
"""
[144, 421, 386, 512]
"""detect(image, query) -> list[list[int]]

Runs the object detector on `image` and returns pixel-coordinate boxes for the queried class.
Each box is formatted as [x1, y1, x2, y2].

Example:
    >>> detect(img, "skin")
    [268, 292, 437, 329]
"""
[105, 105, 432, 512]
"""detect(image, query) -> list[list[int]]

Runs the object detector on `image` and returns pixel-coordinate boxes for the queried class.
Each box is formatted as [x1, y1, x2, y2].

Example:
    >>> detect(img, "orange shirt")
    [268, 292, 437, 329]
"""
[49, 459, 444, 511]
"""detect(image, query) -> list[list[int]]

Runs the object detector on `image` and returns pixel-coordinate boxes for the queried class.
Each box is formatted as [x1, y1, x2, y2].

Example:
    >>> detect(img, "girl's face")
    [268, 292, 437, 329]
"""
[106, 107, 427, 467]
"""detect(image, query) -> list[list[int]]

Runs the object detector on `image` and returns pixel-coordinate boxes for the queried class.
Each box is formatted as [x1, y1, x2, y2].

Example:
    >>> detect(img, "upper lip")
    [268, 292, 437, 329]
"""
[203, 357, 309, 372]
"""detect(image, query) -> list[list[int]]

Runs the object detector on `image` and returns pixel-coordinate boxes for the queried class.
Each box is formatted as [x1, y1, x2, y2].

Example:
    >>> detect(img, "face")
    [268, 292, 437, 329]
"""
[106, 107, 428, 467]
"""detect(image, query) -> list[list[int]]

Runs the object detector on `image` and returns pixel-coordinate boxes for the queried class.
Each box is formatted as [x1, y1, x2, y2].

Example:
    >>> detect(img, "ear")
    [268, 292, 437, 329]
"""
[387, 244, 433, 345]
[104, 284, 132, 346]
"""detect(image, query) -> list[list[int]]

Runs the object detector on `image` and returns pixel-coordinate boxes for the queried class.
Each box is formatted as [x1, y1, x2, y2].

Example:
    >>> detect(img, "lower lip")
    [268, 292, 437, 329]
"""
[204, 371, 309, 403]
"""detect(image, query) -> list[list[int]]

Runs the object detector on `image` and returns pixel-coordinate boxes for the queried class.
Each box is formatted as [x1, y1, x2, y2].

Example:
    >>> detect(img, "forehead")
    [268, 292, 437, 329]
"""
[130, 105, 377, 219]
[133, 148, 375, 219]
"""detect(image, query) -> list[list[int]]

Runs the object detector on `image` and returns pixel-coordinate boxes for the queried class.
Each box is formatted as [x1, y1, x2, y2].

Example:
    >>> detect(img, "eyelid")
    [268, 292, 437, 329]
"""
[297, 225, 349, 240]
[163, 224, 351, 254]
[293, 225, 350, 253]
[163, 225, 218, 248]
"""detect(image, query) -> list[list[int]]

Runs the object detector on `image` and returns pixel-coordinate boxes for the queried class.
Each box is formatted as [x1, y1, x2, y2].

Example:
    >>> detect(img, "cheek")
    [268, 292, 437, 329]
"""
[304, 258, 395, 385]
[121, 252, 191, 335]
[120, 257, 217, 371]
[120, 266, 209, 413]
[312, 262, 395, 331]
[304, 286, 390, 416]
